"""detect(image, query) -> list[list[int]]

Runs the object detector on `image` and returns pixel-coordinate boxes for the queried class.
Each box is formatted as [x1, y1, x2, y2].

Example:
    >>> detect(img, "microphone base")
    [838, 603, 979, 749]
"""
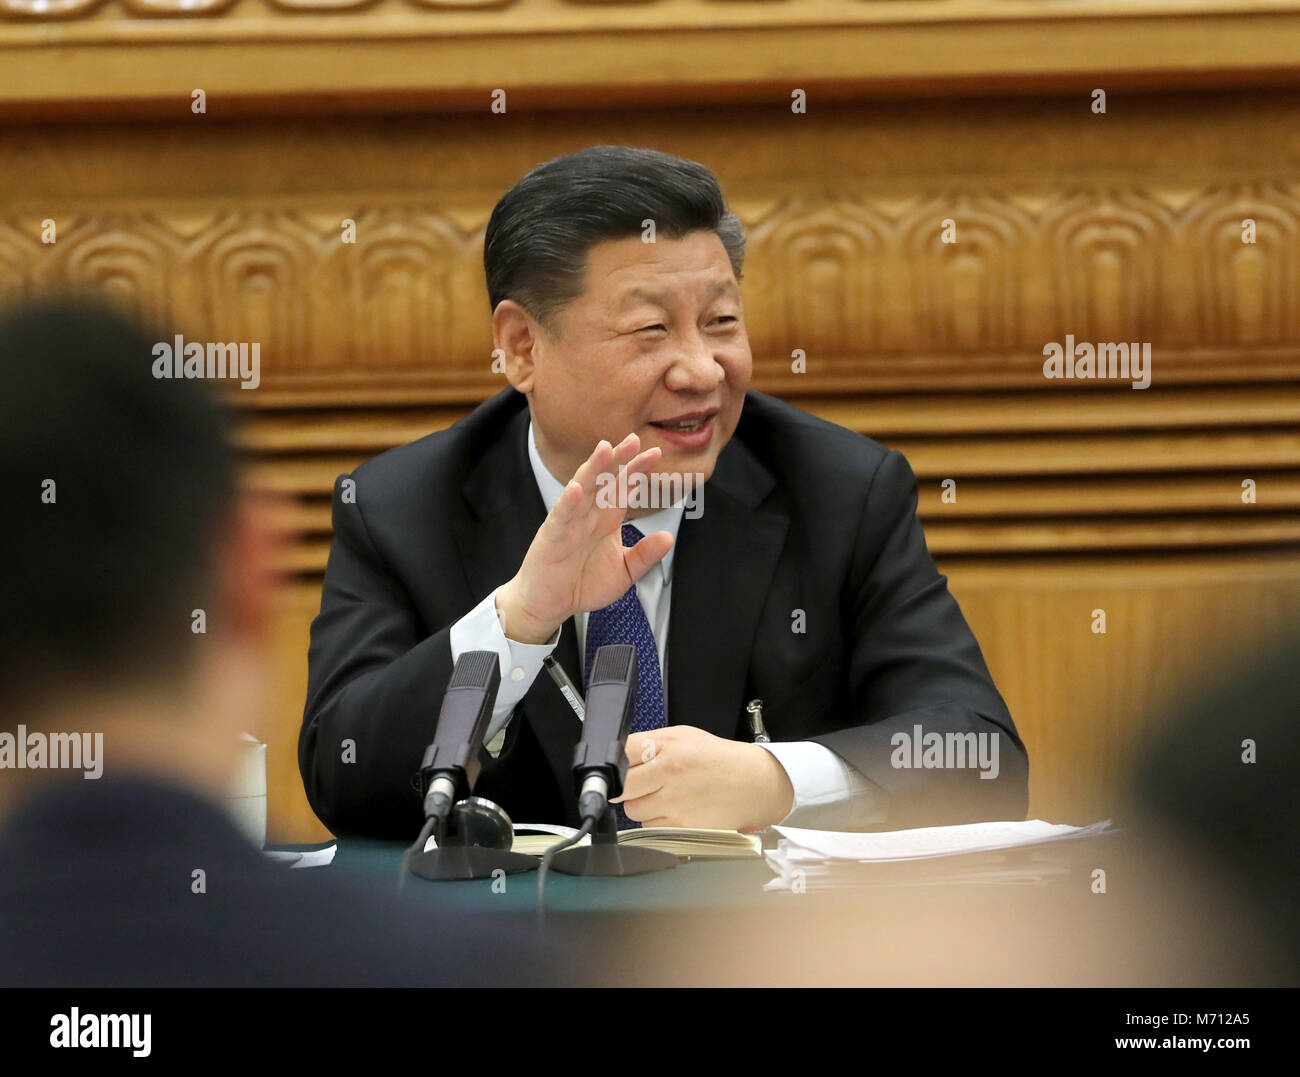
[548, 842, 678, 877]
[407, 846, 538, 881]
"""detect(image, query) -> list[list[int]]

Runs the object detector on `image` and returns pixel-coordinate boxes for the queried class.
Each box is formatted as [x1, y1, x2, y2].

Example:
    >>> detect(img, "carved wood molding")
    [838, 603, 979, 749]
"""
[2, 179, 1297, 402]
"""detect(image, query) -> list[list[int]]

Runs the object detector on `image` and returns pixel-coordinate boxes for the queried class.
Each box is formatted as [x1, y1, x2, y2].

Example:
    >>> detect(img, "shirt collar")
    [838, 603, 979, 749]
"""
[527, 419, 682, 585]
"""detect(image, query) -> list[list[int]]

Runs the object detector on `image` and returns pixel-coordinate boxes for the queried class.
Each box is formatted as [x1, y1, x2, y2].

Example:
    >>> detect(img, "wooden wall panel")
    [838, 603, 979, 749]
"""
[952, 553, 1300, 826]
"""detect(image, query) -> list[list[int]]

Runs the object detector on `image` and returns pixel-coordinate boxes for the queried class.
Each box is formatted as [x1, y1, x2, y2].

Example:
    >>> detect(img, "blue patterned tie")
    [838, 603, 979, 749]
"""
[584, 523, 666, 830]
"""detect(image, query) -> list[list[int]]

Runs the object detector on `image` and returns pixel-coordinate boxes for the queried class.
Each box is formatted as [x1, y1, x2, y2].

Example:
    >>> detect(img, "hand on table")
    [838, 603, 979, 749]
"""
[612, 725, 794, 829]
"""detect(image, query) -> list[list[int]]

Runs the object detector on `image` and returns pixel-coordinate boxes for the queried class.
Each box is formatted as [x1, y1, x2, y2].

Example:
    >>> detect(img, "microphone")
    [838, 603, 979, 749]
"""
[418, 650, 498, 832]
[573, 643, 637, 824]
[402, 651, 537, 884]
[545, 644, 676, 879]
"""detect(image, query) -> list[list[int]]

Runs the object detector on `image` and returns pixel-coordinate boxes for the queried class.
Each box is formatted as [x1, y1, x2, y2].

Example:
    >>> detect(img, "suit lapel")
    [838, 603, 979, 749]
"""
[667, 432, 788, 741]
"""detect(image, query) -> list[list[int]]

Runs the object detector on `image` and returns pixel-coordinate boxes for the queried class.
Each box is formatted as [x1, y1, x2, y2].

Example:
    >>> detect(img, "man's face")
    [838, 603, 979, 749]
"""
[511, 230, 752, 501]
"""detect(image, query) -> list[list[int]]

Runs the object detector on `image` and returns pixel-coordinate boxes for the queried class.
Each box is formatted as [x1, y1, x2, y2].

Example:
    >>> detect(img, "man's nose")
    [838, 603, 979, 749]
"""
[665, 334, 725, 391]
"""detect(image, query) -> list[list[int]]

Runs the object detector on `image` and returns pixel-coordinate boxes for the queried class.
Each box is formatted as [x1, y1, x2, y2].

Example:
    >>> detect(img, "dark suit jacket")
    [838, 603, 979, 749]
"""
[300, 387, 1028, 839]
[0, 773, 567, 987]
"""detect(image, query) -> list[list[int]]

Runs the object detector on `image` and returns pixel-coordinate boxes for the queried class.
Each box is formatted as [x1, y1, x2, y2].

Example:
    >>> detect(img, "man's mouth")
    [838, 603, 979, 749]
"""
[652, 417, 707, 433]
[649, 409, 718, 434]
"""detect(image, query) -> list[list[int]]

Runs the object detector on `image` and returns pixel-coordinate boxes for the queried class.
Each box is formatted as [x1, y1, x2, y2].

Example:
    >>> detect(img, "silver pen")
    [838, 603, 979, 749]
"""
[746, 699, 769, 743]
[543, 655, 586, 721]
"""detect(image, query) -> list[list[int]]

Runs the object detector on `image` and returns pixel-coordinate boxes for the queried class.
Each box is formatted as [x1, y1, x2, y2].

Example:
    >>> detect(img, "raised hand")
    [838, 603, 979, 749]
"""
[494, 433, 674, 644]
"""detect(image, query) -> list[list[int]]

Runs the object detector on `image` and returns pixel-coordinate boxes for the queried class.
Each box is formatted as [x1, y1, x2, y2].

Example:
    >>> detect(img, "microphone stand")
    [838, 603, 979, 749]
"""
[400, 651, 538, 885]
[547, 778, 677, 877]
[405, 778, 538, 882]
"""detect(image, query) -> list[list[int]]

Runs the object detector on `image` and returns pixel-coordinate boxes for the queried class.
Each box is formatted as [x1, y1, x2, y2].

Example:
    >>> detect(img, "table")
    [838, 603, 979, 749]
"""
[335, 838, 786, 913]
[265, 830, 1284, 986]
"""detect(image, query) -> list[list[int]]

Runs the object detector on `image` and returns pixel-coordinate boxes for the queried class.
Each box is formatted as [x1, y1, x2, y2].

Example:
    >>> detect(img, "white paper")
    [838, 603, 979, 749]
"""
[772, 818, 1111, 863]
[511, 822, 581, 839]
[264, 844, 336, 869]
[423, 824, 588, 852]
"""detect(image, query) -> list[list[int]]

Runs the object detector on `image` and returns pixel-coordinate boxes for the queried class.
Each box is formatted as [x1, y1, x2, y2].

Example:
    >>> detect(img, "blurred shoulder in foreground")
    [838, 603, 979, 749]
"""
[0, 295, 563, 987]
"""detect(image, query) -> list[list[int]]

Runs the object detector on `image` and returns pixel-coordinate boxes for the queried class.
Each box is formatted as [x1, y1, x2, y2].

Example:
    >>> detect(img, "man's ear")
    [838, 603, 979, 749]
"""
[216, 487, 289, 643]
[492, 299, 542, 393]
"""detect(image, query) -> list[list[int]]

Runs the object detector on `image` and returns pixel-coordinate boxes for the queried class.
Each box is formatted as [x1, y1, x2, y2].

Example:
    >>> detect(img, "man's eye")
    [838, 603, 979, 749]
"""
[638, 324, 667, 333]
[713, 316, 738, 326]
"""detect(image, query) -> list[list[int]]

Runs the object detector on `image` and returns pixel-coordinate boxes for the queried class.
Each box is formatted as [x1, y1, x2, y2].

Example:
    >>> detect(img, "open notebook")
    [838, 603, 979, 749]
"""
[424, 823, 763, 859]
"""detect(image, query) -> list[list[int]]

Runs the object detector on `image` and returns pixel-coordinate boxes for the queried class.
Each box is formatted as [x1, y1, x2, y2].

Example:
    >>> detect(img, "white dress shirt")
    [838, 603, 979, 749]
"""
[448, 420, 886, 829]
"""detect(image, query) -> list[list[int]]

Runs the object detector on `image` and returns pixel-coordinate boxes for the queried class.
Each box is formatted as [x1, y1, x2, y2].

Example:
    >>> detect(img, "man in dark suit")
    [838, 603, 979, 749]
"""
[301, 146, 1028, 840]
[0, 297, 568, 987]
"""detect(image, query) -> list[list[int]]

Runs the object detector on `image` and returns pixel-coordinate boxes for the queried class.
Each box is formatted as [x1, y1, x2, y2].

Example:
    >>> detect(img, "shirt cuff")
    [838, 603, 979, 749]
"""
[449, 586, 561, 755]
[756, 740, 887, 830]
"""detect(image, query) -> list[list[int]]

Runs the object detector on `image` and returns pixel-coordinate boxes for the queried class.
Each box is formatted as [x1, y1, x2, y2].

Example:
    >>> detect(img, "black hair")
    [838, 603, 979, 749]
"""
[483, 145, 746, 336]
[0, 295, 235, 710]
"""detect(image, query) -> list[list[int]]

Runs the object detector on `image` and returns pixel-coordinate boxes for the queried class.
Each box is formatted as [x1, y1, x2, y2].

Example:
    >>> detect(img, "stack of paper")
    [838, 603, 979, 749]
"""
[764, 819, 1111, 891]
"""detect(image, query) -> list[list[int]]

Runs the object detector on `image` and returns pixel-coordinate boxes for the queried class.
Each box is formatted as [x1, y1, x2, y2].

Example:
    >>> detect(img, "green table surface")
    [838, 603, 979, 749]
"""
[349, 840, 783, 913]
[269, 834, 1125, 916]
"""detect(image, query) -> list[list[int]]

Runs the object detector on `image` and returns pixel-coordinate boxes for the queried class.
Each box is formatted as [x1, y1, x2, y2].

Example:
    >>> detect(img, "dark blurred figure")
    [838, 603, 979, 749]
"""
[0, 296, 560, 986]
[1131, 625, 1300, 980]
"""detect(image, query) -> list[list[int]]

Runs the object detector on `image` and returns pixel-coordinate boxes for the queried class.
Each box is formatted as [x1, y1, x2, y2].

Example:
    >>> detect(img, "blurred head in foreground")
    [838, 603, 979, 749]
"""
[0, 294, 275, 810]
[0, 296, 578, 987]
